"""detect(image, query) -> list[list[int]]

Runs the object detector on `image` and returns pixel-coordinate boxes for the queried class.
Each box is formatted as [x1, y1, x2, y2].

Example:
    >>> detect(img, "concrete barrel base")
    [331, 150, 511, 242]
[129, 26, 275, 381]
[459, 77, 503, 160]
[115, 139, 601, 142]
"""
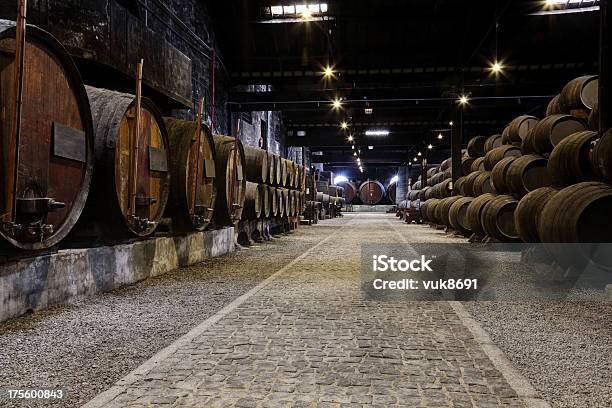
[0, 227, 235, 323]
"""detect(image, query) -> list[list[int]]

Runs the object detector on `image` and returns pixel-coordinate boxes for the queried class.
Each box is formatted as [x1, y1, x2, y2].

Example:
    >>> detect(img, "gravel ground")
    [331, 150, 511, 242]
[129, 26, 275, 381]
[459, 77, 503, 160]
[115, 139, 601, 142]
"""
[0, 222, 341, 408]
[465, 301, 612, 408]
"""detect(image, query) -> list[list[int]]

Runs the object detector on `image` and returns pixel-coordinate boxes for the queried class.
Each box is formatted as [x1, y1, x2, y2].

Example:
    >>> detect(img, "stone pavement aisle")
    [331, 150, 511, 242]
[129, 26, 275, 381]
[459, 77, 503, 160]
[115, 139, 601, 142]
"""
[85, 213, 542, 407]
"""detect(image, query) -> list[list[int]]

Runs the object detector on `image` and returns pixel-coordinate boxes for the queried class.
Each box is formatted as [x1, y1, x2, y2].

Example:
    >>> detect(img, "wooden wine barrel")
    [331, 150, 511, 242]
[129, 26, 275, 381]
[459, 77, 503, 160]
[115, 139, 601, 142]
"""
[212, 135, 246, 226]
[0, 22, 94, 250]
[491, 156, 517, 195]
[440, 158, 452, 171]
[506, 155, 551, 197]
[548, 131, 598, 188]
[82, 86, 170, 238]
[471, 157, 486, 172]
[472, 171, 495, 196]
[538, 182, 612, 244]
[268, 186, 278, 217]
[163, 118, 216, 233]
[465, 193, 496, 236]
[435, 196, 463, 227]
[592, 130, 612, 181]
[359, 180, 385, 205]
[421, 198, 440, 223]
[461, 157, 476, 176]
[454, 176, 467, 196]
[588, 101, 599, 131]
[242, 144, 268, 184]
[467, 136, 486, 157]
[387, 183, 397, 203]
[298, 191, 305, 213]
[284, 159, 295, 188]
[449, 196, 475, 236]
[338, 181, 358, 203]
[279, 158, 288, 187]
[432, 178, 453, 199]
[295, 165, 303, 189]
[277, 188, 285, 217]
[546, 94, 562, 116]
[530, 114, 587, 154]
[462, 171, 483, 197]
[483, 145, 522, 171]
[427, 167, 438, 178]
[291, 190, 299, 216]
[270, 154, 282, 185]
[515, 187, 558, 243]
[412, 180, 423, 190]
[242, 181, 262, 220]
[484, 134, 503, 153]
[559, 75, 599, 116]
[407, 190, 420, 201]
[521, 129, 537, 155]
[504, 115, 539, 145]
[481, 195, 520, 241]
[281, 188, 290, 216]
[260, 184, 270, 218]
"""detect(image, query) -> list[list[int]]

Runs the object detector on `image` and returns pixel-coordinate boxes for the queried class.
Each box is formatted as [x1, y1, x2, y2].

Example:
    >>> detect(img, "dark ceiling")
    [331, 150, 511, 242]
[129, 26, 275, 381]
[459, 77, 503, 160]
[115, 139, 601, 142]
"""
[208, 0, 600, 172]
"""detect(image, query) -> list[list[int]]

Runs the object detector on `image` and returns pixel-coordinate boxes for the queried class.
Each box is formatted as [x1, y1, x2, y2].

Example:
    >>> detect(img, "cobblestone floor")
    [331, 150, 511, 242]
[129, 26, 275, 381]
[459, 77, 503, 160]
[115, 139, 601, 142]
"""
[86, 214, 533, 408]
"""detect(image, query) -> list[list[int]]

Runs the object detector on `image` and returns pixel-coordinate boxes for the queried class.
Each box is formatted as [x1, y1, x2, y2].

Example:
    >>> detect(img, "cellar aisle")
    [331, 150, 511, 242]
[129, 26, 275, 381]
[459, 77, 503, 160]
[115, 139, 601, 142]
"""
[83, 213, 541, 408]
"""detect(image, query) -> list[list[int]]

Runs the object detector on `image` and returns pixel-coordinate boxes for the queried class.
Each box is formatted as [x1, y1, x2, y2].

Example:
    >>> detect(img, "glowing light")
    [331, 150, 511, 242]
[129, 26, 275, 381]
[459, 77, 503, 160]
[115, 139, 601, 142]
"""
[428, 144, 433, 149]
[323, 66, 334, 78]
[437, 133, 444, 140]
[332, 98, 342, 109]
[347, 135, 353, 142]
[334, 175, 348, 185]
[351, 145, 355, 149]
[365, 130, 389, 136]
[449, 121, 454, 126]
[413, 157, 418, 162]
[353, 152, 357, 156]
[300, 9, 313, 20]
[340, 121, 348, 130]
[368, 145, 374, 150]
[417, 152, 422, 157]
[390, 175, 399, 185]
[359, 166, 363, 172]
[459, 95, 469, 105]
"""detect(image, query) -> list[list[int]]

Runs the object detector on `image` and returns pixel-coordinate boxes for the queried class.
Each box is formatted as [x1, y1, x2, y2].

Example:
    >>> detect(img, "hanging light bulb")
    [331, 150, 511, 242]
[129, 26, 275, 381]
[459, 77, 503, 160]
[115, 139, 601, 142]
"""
[417, 152, 422, 157]
[428, 144, 433, 149]
[438, 133, 443, 140]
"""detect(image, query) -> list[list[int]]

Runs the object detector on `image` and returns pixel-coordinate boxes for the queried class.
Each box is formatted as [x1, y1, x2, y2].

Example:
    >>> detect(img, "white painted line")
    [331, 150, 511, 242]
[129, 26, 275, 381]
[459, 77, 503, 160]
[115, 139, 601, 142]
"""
[385, 219, 551, 408]
[83, 217, 353, 408]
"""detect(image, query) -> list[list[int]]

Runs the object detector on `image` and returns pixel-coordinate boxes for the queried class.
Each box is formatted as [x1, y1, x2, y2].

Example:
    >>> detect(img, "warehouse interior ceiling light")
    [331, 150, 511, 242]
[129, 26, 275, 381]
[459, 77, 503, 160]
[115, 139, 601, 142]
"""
[334, 175, 348, 185]
[534, 0, 599, 14]
[365, 130, 390, 136]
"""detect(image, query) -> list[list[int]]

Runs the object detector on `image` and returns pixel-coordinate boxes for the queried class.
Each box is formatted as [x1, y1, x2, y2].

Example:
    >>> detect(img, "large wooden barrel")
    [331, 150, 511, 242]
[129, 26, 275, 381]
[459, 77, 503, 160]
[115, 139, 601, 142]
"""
[281, 188, 290, 216]
[503, 115, 539, 145]
[298, 191, 305, 213]
[454, 177, 467, 196]
[279, 158, 288, 187]
[471, 157, 486, 172]
[260, 184, 270, 218]
[421, 198, 440, 223]
[472, 171, 495, 196]
[449, 196, 475, 236]
[212, 135, 246, 226]
[412, 180, 423, 190]
[461, 157, 476, 176]
[428, 172, 446, 187]
[163, 118, 216, 233]
[427, 167, 438, 178]
[432, 178, 453, 199]
[481, 195, 520, 242]
[338, 181, 358, 203]
[515, 187, 558, 243]
[491, 156, 517, 195]
[419, 187, 431, 201]
[483, 145, 522, 171]
[435, 196, 463, 227]
[484, 134, 503, 153]
[530, 114, 587, 154]
[242, 144, 268, 184]
[467, 136, 486, 157]
[81, 86, 170, 238]
[506, 155, 551, 197]
[592, 130, 612, 182]
[407, 190, 420, 201]
[559, 75, 599, 116]
[270, 154, 282, 185]
[0, 22, 94, 250]
[440, 158, 452, 171]
[291, 190, 299, 215]
[242, 181, 262, 220]
[521, 129, 537, 155]
[465, 193, 496, 236]
[328, 185, 339, 197]
[359, 180, 385, 205]
[268, 186, 278, 217]
[547, 131, 598, 188]
[277, 188, 285, 217]
[546, 94, 562, 116]
[387, 183, 397, 203]
[462, 171, 483, 197]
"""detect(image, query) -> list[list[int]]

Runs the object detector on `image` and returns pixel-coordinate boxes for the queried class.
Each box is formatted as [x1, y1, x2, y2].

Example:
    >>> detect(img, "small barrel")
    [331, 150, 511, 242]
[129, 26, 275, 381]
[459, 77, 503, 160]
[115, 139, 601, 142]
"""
[421, 198, 441, 223]
[242, 181, 262, 220]
[472, 171, 495, 196]
[559, 75, 599, 115]
[163, 118, 216, 233]
[548, 131, 598, 188]
[491, 156, 517, 195]
[427, 167, 438, 177]
[484, 134, 503, 153]
[243, 145, 268, 184]
[440, 158, 452, 171]
[481, 195, 520, 242]
[290, 190, 299, 216]
[483, 145, 522, 171]
[0, 23, 94, 250]
[449, 196, 475, 236]
[462, 171, 483, 197]
[359, 180, 385, 205]
[338, 181, 358, 203]
[504, 115, 539, 145]
[268, 186, 278, 217]
[412, 180, 423, 190]
[467, 136, 486, 157]
[515, 187, 558, 243]
[461, 157, 476, 176]
[506, 155, 551, 197]
[260, 184, 270, 218]
[521, 129, 537, 155]
[465, 193, 496, 236]
[83, 86, 171, 238]
[432, 178, 453, 199]
[471, 157, 486, 172]
[592, 130, 612, 182]
[419, 186, 432, 201]
[407, 190, 420, 201]
[454, 176, 467, 196]
[530, 114, 587, 154]
[546, 94, 562, 116]
[387, 183, 397, 203]
[212, 135, 247, 226]
[435, 196, 463, 227]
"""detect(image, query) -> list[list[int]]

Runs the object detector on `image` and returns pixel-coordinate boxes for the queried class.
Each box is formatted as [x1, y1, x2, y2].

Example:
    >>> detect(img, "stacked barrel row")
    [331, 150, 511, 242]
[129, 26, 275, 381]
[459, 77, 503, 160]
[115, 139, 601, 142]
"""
[420, 75, 612, 248]
[308, 176, 346, 220]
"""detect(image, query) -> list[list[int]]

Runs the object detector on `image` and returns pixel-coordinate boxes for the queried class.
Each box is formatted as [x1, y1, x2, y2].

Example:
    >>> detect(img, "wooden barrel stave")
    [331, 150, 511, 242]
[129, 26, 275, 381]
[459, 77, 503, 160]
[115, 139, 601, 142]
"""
[472, 171, 495, 196]
[484, 134, 503, 153]
[491, 156, 517, 195]
[465, 193, 496, 236]
[467, 136, 486, 157]
[242, 181, 261, 220]
[212, 135, 247, 226]
[505, 115, 539, 145]
[242, 145, 268, 184]
[515, 187, 558, 243]
[548, 131, 598, 188]
[559, 75, 599, 116]
[506, 154, 551, 197]
[449, 196, 475, 236]
[268, 186, 278, 216]
[481, 195, 520, 241]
